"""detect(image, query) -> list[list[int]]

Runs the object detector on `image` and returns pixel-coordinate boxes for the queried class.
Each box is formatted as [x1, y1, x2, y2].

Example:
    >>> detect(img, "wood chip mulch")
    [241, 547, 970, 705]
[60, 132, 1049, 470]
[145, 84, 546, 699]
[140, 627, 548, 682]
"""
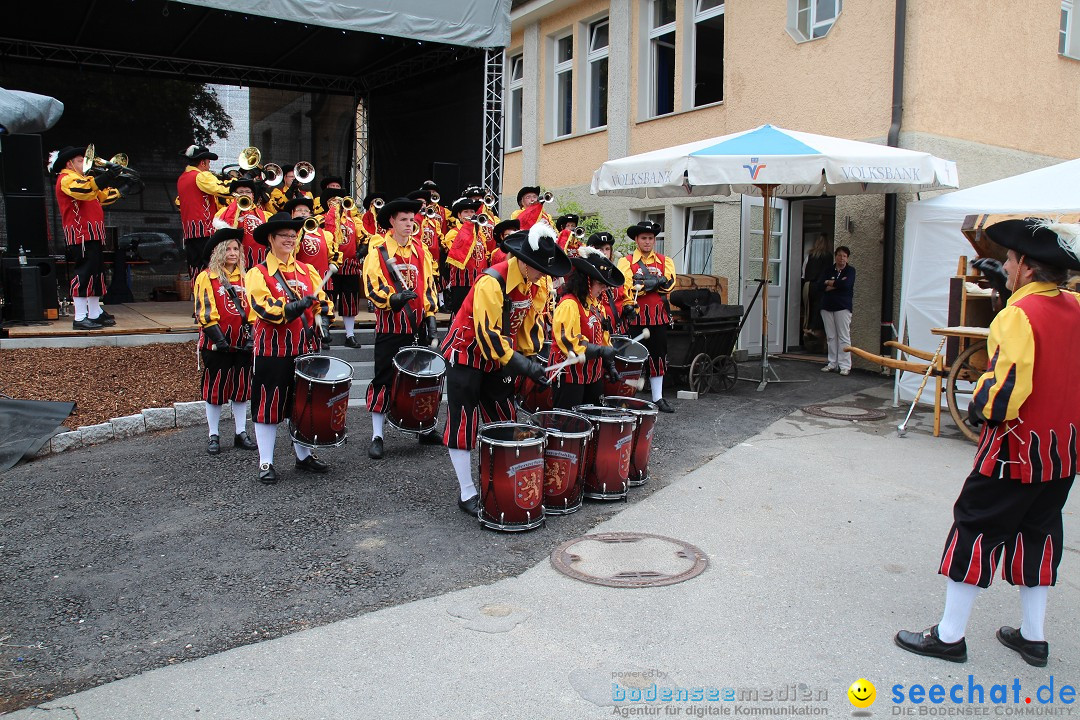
[0, 342, 202, 429]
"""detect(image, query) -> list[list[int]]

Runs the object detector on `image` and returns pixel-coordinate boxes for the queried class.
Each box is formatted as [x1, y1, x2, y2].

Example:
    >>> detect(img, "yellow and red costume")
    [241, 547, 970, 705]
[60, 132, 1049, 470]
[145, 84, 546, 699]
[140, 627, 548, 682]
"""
[177, 165, 231, 279]
[324, 200, 366, 317]
[193, 266, 251, 405]
[617, 249, 676, 377]
[214, 201, 268, 269]
[56, 168, 119, 298]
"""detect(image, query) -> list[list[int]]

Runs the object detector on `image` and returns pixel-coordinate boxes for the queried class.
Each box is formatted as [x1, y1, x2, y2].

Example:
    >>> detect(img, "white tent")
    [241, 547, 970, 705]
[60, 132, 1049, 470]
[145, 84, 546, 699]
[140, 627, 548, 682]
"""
[896, 158, 1080, 403]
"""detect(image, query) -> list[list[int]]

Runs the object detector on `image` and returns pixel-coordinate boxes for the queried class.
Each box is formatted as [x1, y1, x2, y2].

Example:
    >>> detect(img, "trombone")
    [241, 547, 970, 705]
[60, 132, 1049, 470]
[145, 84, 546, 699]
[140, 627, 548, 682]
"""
[293, 161, 315, 185]
[83, 143, 142, 192]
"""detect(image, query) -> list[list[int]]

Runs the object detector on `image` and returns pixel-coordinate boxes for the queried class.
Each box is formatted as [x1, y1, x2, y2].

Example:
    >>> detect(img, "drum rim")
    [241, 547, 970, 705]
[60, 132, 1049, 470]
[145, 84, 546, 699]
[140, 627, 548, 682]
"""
[294, 353, 354, 383]
[571, 404, 635, 423]
[600, 395, 659, 416]
[478, 420, 547, 447]
[527, 409, 594, 439]
[611, 337, 649, 363]
[392, 345, 448, 378]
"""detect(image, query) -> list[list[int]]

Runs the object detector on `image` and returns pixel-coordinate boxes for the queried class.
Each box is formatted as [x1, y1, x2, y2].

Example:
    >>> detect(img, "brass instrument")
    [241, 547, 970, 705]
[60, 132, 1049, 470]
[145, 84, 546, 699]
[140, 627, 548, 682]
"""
[483, 190, 496, 206]
[302, 217, 320, 234]
[341, 196, 356, 213]
[236, 195, 255, 212]
[430, 191, 441, 204]
[294, 161, 315, 185]
[422, 205, 439, 219]
[539, 191, 554, 204]
[371, 197, 385, 211]
[263, 162, 284, 187]
[83, 144, 142, 193]
[238, 146, 261, 171]
[572, 226, 586, 239]
[472, 213, 494, 230]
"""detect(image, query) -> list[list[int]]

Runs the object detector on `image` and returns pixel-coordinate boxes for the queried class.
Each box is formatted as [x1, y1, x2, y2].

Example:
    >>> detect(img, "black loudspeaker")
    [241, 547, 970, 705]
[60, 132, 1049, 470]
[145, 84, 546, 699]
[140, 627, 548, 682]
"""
[431, 162, 460, 199]
[0, 134, 47, 196]
[2, 263, 44, 322]
[3, 194, 50, 258]
[31, 257, 59, 311]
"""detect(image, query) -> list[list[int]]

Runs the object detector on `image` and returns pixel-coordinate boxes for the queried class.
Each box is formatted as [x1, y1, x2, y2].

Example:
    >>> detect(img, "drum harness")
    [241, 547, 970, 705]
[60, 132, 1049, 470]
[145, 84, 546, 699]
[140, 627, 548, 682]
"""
[272, 268, 319, 354]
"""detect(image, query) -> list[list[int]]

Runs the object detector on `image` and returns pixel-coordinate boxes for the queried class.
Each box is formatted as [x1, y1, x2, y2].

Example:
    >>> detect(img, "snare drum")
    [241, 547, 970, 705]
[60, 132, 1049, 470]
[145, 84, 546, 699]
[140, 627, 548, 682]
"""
[477, 422, 547, 532]
[572, 404, 635, 501]
[387, 346, 446, 434]
[516, 341, 554, 414]
[290, 354, 353, 448]
[601, 396, 658, 486]
[528, 410, 593, 515]
[603, 336, 649, 397]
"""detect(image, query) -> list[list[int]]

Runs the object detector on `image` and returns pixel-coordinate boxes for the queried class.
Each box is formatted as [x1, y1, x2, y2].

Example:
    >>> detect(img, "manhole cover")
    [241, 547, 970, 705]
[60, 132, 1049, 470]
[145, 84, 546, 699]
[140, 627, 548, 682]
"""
[550, 532, 709, 588]
[802, 404, 887, 421]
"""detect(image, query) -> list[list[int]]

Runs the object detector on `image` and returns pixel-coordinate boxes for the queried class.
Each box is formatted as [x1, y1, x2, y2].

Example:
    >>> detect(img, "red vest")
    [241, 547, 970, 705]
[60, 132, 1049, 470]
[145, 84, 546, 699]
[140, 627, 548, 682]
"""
[625, 253, 671, 325]
[372, 241, 429, 335]
[178, 168, 218, 240]
[55, 172, 105, 246]
[296, 229, 332, 279]
[550, 295, 605, 384]
[199, 273, 249, 351]
[557, 229, 582, 258]
[251, 262, 319, 357]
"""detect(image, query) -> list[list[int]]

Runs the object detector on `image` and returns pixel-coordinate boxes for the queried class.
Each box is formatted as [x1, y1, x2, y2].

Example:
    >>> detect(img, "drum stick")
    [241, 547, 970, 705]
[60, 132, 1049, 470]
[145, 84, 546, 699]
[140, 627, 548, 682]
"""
[630, 328, 651, 344]
[545, 351, 586, 375]
[315, 266, 336, 295]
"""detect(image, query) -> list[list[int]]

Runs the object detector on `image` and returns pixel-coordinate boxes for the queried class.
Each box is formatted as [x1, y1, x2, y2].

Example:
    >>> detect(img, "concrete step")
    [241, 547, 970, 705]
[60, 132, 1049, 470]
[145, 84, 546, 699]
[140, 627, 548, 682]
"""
[321, 344, 374, 362]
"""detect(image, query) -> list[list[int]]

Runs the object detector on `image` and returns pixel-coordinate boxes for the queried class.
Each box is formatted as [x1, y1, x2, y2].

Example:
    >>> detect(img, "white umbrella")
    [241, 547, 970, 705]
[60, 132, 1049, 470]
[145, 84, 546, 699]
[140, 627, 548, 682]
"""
[591, 124, 959, 389]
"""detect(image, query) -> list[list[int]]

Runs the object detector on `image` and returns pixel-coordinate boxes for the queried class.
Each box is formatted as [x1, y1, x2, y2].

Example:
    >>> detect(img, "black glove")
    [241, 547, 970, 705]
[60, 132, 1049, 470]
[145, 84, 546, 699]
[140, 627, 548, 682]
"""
[971, 257, 1012, 304]
[319, 314, 330, 339]
[600, 316, 613, 334]
[967, 400, 991, 429]
[203, 324, 228, 350]
[659, 275, 675, 290]
[505, 351, 548, 386]
[584, 343, 616, 362]
[605, 358, 620, 383]
[389, 290, 418, 312]
[641, 274, 661, 292]
[283, 295, 315, 322]
[94, 171, 117, 190]
[423, 315, 438, 346]
[620, 305, 638, 322]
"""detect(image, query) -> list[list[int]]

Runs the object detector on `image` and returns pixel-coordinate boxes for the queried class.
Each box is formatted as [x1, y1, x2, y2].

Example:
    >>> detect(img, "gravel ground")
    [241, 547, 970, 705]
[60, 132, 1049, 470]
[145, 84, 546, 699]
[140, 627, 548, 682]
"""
[0, 359, 888, 713]
[0, 343, 200, 429]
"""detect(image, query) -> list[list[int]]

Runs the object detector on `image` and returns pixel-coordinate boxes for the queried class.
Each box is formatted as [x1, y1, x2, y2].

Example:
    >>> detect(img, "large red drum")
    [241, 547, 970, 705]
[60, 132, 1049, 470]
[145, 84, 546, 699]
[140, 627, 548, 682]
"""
[601, 396, 658, 486]
[289, 354, 353, 448]
[528, 410, 593, 515]
[603, 336, 649, 397]
[571, 404, 635, 501]
[516, 342, 554, 414]
[387, 346, 446, 434]
[477, 423, 547, 532]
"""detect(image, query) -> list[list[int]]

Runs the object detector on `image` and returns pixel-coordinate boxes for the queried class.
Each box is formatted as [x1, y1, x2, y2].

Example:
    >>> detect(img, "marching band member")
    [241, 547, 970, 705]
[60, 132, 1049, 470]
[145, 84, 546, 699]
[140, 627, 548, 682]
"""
[313, 174, 344, 217]
[362, 198, 441, 459]
[555, 213, 583, 257]
[177, 145, 233, 282]
[267, 164, 313, 214]
[441, 197, 486, 316]
[245, 212, 335, 485]
[193, 228, 257, 455]
[213, 178, 268, 269]
[325, 191, 367, 348]
[287, 197, 341, 348]
[488, 219, 520, 266]
[407, 188, 444, 279]
[421, 180, 451, 234]
[617, 221, 677, 413]
[440, 224, 571, 514]
[359, 192, 388, 241]
[510, 185, 554, 231]
[587, 231, 637, 335]
[550, 246, 621, 410]
[51, 145, 121, 330]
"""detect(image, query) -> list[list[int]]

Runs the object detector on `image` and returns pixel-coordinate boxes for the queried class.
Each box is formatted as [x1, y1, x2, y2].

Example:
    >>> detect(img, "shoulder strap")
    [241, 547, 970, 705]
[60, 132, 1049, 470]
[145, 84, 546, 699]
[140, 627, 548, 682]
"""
[377, 243, 404, 293]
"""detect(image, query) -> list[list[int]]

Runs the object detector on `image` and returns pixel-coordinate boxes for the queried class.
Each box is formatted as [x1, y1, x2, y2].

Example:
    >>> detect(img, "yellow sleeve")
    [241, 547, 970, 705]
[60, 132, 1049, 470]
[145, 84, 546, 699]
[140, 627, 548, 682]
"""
[195, 170, 232, 198]
[510, 208, 522, 220]
[971, 305, 1035, 424]
[442, 227, 458, 252]
[59, 172, 102, 201]
[422, 246, 438, 318]
[616, 256, 638, 307]
[193, 272, 220, 328]
[362, 246, 393, 310]
[245, 267, 287, 324]
[660, 255, 677, 294]
[552, 297, 585, 357]
[473, 273, 515, 365]
[268, 187, 288, 214]
[306, 264, 334, 318]
[518, 278, 549, 357]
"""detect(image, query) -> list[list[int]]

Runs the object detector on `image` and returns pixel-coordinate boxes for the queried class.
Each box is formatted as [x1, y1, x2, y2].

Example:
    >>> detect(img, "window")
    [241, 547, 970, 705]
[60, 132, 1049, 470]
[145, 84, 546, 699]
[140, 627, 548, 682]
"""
[648, 0, 677, 117]
[787, 0, 842, 43]
[551, 32, 574, 138]
[506, 53, 524, 150]
[1062, 1, 1074, 56]
[692, 0, 724, 107]
[643, 210, 666, 256]
[685, 206, 713, 273]
[586, 18, 609, 130]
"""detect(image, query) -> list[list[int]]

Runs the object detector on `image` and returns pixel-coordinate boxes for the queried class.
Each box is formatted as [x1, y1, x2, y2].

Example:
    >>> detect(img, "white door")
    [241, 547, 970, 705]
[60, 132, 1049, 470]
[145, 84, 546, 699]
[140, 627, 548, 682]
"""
[739, 195, 788, 356]
[785, 201, 805, 350]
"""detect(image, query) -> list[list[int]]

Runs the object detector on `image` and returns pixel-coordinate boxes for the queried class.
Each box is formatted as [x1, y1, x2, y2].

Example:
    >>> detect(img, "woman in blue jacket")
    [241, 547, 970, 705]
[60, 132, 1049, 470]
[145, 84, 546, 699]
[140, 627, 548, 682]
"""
[817, 246, 855, 375]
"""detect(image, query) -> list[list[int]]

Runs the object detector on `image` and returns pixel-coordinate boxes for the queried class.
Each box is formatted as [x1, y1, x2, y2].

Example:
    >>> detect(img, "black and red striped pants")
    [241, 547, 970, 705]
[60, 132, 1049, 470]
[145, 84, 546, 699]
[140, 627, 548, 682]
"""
[200, 348, 252, 404]
[443, 363, 515, 450]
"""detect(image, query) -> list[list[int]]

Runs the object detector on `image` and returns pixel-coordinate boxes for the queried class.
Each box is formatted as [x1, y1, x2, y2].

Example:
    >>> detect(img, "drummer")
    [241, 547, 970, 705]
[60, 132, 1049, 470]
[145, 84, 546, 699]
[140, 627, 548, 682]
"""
[440, 224, 572, 514]
[550, 245, 621, 409]
[246, 211, 335, 484]
[587, 232, 638, 335]
[287, 196, 341, 348]
[362, 197, 441, 459]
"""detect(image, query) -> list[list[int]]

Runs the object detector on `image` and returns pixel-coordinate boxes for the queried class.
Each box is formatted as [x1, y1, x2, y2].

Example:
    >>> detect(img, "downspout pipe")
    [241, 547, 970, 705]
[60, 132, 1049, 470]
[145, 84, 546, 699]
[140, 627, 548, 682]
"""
[881, 0, 906, 351]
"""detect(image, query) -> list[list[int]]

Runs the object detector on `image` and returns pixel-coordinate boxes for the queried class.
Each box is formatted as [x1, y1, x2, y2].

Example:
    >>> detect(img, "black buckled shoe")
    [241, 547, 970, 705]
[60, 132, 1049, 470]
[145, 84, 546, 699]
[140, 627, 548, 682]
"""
[234, 431, 257, 450]
[344, 335, 361, 349]
[997, 626, 1049, 667]
[96, 309, 115, 322]
[368, 436, 384, 459]
[654, 398, 675, 413]
[258, 462, 278, 485]
[295, 454, 330, 473]
[895, 625, 967, 663]
[72, 318, 104, 331]
[458, 494, 480, 516]
[418, 430, 442, 445]
[207, 434, 221, 455]
[90, 314, 117, 327]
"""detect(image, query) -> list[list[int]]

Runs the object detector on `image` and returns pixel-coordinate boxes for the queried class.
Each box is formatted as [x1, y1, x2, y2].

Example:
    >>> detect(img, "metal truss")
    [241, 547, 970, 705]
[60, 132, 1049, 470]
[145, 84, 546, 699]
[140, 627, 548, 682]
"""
[482, 47, 505, 216]
[360, 46, 484, 92]
[354, 96, 370, 201]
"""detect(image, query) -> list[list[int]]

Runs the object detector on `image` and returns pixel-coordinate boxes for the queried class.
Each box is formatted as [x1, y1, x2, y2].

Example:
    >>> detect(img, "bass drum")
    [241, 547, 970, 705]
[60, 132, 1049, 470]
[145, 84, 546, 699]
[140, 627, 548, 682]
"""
[603, 336, 649, 397]
[477, 422, 547, 532]
[290, 354, 353, 448]
[528, 410, 593, 515]
[387, 346, 446, 434]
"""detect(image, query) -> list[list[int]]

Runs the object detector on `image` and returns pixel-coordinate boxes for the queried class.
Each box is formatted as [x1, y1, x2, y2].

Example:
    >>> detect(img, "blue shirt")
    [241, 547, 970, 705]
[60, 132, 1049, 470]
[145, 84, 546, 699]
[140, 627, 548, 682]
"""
[817, 264, 855, 312]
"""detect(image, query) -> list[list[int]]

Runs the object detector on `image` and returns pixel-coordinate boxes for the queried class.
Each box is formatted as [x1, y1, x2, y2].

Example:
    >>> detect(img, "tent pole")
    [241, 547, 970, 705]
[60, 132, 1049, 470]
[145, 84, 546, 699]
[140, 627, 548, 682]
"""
[760, 184, 771, 385]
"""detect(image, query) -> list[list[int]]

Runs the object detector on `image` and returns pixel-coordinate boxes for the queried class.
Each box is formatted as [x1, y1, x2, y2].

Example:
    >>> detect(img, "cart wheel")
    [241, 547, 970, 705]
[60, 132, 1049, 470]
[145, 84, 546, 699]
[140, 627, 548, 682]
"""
[946, 341, 988, 444]
[688, 353, 714, 395]
[711, 356, 738, 392]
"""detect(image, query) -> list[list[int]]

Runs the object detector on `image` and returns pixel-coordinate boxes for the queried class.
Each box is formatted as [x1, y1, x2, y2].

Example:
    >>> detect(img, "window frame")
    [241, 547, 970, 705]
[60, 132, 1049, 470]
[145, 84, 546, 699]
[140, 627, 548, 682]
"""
[505, 51, 524, 151]
[647, 0, 677, 118]
[640, 209, 667, 257]
[690, 0, 724, 108]
[585, 17, 610, 131]
[786, 0, 842, 44]
[1062, 0, 1078, 59]
[684, 205, 714, 274]
[550, 30, 575, 139]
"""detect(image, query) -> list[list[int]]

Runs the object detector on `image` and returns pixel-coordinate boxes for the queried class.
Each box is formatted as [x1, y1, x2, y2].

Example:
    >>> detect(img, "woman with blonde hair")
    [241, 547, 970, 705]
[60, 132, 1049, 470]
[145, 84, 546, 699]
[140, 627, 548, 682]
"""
[193, 227, 257, 455]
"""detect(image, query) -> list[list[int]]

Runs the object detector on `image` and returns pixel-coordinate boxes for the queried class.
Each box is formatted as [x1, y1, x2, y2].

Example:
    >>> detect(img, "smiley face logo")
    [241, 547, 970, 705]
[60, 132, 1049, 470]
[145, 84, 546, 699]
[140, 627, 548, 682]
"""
[848, 679, 876, 709]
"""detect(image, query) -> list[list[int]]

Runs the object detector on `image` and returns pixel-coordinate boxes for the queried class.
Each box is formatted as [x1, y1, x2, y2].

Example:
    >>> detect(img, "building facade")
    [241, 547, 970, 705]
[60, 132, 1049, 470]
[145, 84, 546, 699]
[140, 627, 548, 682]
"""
[501, 0, 1080, 360]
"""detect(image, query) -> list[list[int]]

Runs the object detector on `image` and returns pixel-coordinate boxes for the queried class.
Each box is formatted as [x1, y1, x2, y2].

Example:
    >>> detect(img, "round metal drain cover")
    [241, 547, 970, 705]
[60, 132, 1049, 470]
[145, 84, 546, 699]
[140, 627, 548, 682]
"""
[550, 532, 709, 588]
[802, 404, 887, 421]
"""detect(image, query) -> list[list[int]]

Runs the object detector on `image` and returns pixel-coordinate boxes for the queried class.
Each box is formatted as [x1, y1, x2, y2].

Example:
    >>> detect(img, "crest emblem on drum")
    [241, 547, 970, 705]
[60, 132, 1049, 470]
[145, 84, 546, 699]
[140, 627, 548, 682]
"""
[544, 459, 569, 494]
[615, 433, 634, 478]
[331, 401, 347, 431]
[508, 457, 544, 510]
[413, 392, 438, 420]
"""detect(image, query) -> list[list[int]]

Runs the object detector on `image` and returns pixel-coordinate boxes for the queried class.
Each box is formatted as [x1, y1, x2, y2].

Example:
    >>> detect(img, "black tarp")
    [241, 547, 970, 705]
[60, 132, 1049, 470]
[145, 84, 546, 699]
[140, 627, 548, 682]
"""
[0, 398, 75, 473]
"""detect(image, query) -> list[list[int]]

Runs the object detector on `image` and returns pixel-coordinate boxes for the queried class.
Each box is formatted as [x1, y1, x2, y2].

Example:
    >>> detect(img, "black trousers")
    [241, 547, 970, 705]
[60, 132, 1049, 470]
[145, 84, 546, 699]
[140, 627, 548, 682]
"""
[185, 236, 209, 283]
[552, 379, 603, 411]
[366, 332, 415, 414]
[69, 240, 107, 298]
[443, 363, 516, 450]
[628, 323, 668, 377]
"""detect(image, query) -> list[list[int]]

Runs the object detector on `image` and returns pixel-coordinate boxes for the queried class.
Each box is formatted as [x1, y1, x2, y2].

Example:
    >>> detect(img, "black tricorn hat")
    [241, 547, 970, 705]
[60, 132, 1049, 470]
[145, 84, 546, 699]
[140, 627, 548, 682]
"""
[362, 192, 387, 210]
[320, 175, 344, 190]
[203, 227, 244, 266]
[571, 245, 625, 287]
[279, 163, 296, 175]
[421, 179, 440, 192]
[587, 231, 615, 249]
[230, 177, 257, 191]
[181, 144, 218, 162]
[377, 197, 423, 230]
[407, 189, 432, 203]
[493, 218, 520, 242]
[627, 221, 662, 239]
[283, 196, 314, 215]
[984, 219, 1080, 272]
[516, 185, 541, 206]
[502, 224, 572, 278]
[451, 197, 482, 216]
[462, 184, 484, 198]
[321, 187, 348, 201]
[253, 212, 304, 246]
[49, 146, 85, 173]
[555, 214, 580, 231]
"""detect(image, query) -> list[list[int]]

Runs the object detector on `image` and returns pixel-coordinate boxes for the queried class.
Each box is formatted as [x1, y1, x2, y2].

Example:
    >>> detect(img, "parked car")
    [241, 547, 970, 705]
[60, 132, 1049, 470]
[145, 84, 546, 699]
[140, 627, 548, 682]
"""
[117, 232, 181, 265]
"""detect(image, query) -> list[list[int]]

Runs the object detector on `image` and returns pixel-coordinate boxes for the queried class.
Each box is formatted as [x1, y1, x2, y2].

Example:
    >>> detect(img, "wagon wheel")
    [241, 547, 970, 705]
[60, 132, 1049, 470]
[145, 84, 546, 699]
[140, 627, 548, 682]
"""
[946, 341, 988, 443]
[711, 356, 738, 392]
[688, 353, 714, 395]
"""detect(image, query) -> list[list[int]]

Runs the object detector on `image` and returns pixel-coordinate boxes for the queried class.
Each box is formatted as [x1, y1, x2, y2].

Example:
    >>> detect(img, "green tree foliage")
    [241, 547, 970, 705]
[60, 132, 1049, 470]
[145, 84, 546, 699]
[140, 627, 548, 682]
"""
[555, 198, 638, 257]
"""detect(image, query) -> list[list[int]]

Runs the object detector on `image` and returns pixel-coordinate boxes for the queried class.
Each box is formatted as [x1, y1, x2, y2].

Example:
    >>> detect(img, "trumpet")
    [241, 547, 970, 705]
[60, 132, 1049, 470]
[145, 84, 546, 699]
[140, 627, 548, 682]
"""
[263, 162, 284, 187]
[302, 217, 320, 234]
[483, 190, 496, 206]
[422, 205, 439, 219]
[539, 191, 554, 204]
[83, 144, 133, 176]
[430, 191, 441, 205]
[572, 226, 586, 239]
[236, 195, 255, 212]
[341, 196, 356, 213]
[371, 197, 385, 211]
[472, 213, 494, 229]
[294, 161, 315, 185]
